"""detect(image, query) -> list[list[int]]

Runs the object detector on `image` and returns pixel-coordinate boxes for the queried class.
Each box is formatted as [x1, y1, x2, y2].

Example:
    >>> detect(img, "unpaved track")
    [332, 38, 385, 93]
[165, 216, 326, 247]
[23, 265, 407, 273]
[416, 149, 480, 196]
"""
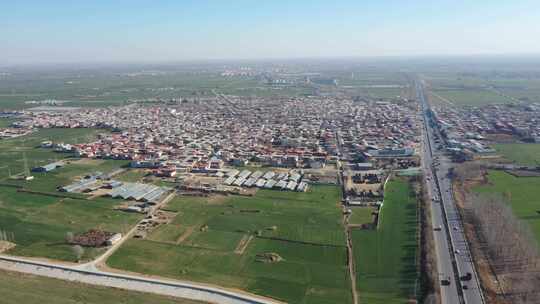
[0, 255, 283, 304]
[0, 191, 283, 304]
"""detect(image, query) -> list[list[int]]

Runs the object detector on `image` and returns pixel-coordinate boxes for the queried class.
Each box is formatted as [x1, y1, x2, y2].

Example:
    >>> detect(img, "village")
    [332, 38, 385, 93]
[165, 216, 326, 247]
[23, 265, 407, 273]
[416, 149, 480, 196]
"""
[429, 101, 540, 160]
[3, 94, 423, 183]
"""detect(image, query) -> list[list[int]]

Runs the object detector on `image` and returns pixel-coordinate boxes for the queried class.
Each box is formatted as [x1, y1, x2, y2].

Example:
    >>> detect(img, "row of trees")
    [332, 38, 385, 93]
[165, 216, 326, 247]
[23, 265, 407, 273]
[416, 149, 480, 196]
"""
[0, 230, 15, 243]
[467, 193, 540, 304]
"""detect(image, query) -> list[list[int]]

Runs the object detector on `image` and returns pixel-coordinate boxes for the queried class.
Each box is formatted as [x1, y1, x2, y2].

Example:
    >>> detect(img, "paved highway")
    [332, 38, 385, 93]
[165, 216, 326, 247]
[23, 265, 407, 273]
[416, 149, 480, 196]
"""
[416, 78, 484, 304]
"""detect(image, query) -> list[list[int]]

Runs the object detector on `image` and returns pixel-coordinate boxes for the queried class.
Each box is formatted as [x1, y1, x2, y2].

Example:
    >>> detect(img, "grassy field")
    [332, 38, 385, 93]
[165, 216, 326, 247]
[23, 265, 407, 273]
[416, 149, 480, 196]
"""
[0, 128, 142, 261]
[349, 207, 375, 225]
[352, 179, 419, 304]
[474, 170, 540, 243]
[426, 72, 540, 105]
[0, 71, 313, 109]
[0, 128, 105, 179]
[488, 78, 540, 103]
[108, 186, 352, 304]
[116, 169, 149, 182]
[493, 143, 540, 166]
[0, 182, 141, 261]
[432, 89, 512, 106]
[0, 270, 205, 304]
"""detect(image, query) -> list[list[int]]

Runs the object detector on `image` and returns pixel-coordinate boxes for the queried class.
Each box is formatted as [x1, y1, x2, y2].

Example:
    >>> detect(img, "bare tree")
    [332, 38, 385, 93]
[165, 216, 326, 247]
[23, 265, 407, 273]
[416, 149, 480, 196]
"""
[466, 193, 540, 303]
[72, 245, 84, 262]
[65, 231, 74, 244]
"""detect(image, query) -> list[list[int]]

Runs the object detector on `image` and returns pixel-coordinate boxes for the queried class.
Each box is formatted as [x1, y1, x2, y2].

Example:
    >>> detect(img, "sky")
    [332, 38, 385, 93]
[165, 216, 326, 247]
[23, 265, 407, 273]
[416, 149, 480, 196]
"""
[1, 0, 540, 64]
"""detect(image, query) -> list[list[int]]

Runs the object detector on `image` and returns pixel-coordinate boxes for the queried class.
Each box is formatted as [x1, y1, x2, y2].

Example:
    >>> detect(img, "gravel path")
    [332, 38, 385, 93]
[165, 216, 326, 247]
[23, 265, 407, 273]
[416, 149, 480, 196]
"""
[0, 255, 283, 304]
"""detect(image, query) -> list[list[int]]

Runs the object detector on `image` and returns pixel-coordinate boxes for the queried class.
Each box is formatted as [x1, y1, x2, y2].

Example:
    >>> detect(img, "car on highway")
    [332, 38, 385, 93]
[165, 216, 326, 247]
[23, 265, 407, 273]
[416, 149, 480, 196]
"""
[434, 226, 442, 231]
[441, 278, 451, 286]
[461, 272, 472, 281]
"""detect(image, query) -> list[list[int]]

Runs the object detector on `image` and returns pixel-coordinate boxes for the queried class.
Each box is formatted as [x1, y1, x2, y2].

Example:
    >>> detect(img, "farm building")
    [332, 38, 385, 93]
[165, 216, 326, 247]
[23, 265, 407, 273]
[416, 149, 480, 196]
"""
[60, 177, 99, 193]
[238, 170, 251, 179]
[262, 171, 275, 179]
[251, 171, 264, 180]
[255, 178, 267, 188]
[108, 182, 171, 203]
[225, 169, 240, 177]
[224, 175, 237, 185]
[264, 179, 277, 189]
[296, 182, 309, 192]
[32, 161, 64, 173]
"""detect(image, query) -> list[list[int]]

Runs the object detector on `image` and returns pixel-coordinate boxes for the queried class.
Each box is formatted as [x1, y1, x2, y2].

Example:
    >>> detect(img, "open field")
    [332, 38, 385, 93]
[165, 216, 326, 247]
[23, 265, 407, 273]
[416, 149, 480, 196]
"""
[0, 183, 142, 261]
[351, 179, 419, 303]
[487, 78, 540, 103]
[116, 169, 149, 182]
[426, 72, 540, 105]
[431, 89, 512, 106]
[0, 128, 142, 261]
[0, 71, 316, 109]
[348, 207, 375, 225]
[0, 269, 205, 304]
[0, 128, 104, 180]
[474, 170, 540, 244]
[108, 186, 352, 304]
[339, 78, 408, 100]
[493, 143, 540, 166]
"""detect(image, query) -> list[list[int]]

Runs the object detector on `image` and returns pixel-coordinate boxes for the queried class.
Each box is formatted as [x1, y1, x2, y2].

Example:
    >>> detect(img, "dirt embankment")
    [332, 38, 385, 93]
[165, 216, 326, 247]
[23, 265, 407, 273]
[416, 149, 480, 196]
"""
[0, 241, 16, 253]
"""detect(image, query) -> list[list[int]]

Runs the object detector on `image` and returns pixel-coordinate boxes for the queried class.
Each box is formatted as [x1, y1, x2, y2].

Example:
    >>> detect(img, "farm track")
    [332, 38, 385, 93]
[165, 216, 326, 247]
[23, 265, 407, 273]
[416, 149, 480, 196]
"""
[345, 214, 359, 304]
[234, 235, 253, 255]
[176, 226, 195, 245]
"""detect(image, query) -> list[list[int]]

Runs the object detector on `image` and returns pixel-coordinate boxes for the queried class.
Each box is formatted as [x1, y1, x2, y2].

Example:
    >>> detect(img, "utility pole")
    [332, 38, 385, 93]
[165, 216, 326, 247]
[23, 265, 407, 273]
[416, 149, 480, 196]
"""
[23, 152, 30, 176]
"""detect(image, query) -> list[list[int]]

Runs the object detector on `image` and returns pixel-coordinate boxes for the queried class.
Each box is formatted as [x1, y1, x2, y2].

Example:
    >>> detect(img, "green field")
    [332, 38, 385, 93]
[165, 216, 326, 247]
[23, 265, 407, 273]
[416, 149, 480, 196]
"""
[352, 179, 419, 304]
[426, 72, 540, 105]
[0, 270, 204, 304]
[432, 89, 512, 106]
[488, 78, 540, 103]
[0, 128, 104, 179]
[116, 169, 149, 182]
[0, 72, 313, 109]
[0, 182, 142, 261]
[494, 143, 540, 166]
[108, 186, 352, 304]
[0, 128, 142, 261]
[474, 170, 540, 243]
[349, 207, 375, 225]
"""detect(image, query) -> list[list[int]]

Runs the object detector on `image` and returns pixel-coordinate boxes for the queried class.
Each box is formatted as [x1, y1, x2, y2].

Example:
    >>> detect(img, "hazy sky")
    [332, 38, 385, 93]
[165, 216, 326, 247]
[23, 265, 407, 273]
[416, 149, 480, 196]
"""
[2, 0, 540, 64]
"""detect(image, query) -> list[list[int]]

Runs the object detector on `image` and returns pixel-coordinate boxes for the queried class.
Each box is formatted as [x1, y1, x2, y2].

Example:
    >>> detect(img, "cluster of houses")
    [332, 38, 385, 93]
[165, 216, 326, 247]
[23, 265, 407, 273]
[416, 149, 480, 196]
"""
[223, 169, 309, 192]
[9, 95, 422, 192]
[431, 102, 540, 153]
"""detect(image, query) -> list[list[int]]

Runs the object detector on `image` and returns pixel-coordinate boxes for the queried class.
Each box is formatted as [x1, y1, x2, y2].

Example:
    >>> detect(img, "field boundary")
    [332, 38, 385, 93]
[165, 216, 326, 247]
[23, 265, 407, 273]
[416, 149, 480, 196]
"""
[255, 235, 346, 248]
